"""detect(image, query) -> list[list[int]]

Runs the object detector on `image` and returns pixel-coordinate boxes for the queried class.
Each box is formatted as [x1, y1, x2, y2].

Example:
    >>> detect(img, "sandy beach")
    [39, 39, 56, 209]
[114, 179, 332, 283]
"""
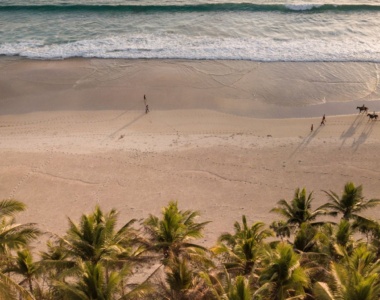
[1, 57, 380, 247]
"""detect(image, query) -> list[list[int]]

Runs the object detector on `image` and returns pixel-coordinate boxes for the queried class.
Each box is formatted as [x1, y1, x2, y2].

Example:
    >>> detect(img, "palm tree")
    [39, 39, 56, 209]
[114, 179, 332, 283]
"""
[60, 206, 140, 265]
[314, 265, 380, 300]
[38, 239, 75, 299]
[258, 243, 310, 300]
[0, 199, 25, 219]
[314, 244, 380, 300]
[0, 220, 41, 258]
[200, 268, 253, 300]
[271, 188, 331, 229]
[0, 199, 40, 256]
[360, 220, 380, 258]
[293, 222, 319, 253]
[4, 249, 41, 294]
[212, 215, 273, 275]
[316, 219, 356, 258]
[143, 201, 210, 261]
[293, 220, 355, 278]
[54, 261, 134, 300]
[269, 220, 291, 242]
[0, 199, 40, 299]
[0, 272, 35, 300]
[45, 205, 148, 298]
[56, 260, 153, 300]
[228, 276, 252, 300]
[39, 239, 74, 277]
[164, 258, 194, 299]
[322, 182, 380, 221]
[153, 256, 208, 300]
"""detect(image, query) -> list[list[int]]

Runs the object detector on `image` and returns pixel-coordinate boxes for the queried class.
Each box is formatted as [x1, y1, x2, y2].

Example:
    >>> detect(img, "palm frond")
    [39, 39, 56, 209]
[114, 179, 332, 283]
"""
[0, 272, 35, 300]
[0, 199, 26, 219]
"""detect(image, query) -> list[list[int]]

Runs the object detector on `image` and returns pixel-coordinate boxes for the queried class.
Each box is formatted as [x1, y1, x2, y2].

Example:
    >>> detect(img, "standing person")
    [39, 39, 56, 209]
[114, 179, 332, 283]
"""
[321, 114, 326, 125]
[311, 124, 313, 132]
[144, 94, 149, 113]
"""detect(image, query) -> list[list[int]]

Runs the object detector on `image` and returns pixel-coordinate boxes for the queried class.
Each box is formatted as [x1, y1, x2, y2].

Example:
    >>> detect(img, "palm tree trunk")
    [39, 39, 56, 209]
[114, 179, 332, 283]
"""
[121, 277, 125, 298]
[28, 277, 33, 294]
[244, 261, 254, 275]
[106, 264, 109, 286]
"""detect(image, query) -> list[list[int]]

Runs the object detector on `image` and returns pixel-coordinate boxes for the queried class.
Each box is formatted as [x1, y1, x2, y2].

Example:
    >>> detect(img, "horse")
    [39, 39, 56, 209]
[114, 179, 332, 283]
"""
[367, 113, 378, 120]
[357, 105, 368, 113]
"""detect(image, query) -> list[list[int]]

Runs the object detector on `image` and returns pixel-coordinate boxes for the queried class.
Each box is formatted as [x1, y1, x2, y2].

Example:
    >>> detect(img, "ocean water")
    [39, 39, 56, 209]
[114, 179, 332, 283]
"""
[0, 0, 380, 61]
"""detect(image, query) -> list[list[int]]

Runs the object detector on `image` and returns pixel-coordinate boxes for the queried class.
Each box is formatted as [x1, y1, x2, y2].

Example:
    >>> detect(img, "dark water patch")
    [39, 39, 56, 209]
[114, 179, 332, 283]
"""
[1, 3, 380, 14]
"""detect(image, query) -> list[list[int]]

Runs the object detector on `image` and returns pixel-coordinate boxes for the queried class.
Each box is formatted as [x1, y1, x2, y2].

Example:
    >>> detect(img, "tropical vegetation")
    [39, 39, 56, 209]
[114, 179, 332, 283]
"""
[1, 182, 380, 299]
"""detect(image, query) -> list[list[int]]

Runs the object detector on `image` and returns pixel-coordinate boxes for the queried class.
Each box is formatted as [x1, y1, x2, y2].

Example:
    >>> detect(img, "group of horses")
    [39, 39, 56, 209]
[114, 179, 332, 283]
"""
[356, 105, 378, 120]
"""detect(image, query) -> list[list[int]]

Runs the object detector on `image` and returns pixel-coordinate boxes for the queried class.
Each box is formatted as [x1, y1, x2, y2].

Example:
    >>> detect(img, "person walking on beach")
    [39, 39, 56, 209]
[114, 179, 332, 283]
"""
[321, 114, 326, 125]
[144, 94, 149, 113]
[311, 124, 313, 132]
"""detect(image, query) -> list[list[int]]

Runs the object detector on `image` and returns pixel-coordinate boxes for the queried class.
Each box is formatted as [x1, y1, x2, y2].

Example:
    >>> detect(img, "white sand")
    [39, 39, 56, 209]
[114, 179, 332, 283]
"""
[1, 58, 380, 247]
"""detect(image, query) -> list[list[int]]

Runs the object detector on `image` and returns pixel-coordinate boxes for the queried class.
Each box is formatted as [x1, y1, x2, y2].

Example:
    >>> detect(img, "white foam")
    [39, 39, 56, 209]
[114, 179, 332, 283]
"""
[284, 4, 323, 11]
[1, 34, 380, 62]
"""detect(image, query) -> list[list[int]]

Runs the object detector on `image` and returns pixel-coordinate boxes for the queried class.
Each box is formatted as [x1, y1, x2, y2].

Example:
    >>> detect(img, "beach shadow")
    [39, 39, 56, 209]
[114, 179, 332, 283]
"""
[111, 110, 131, 121]
[289, 125, 322, 158]
[352, 120, 375, 152]
[339, 114, 364, 149]
[107, 112, 145, 139]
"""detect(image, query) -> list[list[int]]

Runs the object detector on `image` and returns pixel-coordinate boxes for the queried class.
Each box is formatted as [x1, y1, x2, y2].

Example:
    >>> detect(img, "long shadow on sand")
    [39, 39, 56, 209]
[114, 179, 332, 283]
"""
[351, 119, 376, 152]
[289, 124, 323, 158]
[339, 113, 365, 149]
[107, 112, 146, 139]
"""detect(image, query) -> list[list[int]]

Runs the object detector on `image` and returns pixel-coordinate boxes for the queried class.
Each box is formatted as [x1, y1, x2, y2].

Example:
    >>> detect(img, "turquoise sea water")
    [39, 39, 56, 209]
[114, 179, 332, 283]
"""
[1, 0, 380, 61]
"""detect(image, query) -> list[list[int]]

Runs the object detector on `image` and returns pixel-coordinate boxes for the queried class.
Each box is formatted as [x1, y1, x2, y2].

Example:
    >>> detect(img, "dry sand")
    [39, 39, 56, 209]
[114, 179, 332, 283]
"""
[1, 57, 380, 248]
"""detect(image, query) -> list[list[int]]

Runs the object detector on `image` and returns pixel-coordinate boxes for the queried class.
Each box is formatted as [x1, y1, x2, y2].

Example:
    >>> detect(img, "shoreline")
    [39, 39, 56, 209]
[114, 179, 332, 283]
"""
[5, 55, 380, 63]
[1, 57, 380, 246]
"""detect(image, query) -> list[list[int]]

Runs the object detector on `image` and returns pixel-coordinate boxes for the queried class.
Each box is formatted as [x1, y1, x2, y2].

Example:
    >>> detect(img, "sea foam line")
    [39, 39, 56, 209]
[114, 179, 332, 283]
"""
[1, 34, 380, 62]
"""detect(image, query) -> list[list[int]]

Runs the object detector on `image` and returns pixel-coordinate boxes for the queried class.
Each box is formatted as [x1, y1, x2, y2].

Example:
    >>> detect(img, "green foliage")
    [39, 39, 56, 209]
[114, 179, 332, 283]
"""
[39, 206, 149, 299]
[165, 257, 193, 293]
[61, 205, 139, 264]
[2, 182, 380, 299]
[258, 243, 310, 300]
[0, 199, 40, 255]
[0, 199, 40, 300]
[293, 222, 319, 253]
[4, 249, 41, 293]
[228, 276, 252, 300]
[314, 245, 380, 300]
[200, 267, 253, 300]
[143, 201, 210, 261]
[54, 261, 123, 300]
[212, 215, 273, 275]
[270, 220, 291, 241]
[0, 199, 26, 219]
[271, 188, 332, 228]
[322, 182, 380, 221]
[0, 272, 36, 300]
